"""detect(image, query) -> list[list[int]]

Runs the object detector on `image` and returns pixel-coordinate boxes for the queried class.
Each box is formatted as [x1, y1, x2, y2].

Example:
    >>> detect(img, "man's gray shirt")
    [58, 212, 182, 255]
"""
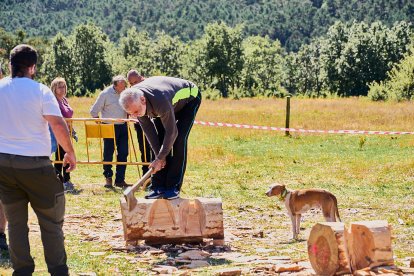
[90, 85, 127, 124]
[134, 76, 199, 160]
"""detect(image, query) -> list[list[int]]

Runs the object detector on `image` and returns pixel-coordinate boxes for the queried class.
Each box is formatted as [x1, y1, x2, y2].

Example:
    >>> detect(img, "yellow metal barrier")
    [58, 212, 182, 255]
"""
[54, 118, 150, 177]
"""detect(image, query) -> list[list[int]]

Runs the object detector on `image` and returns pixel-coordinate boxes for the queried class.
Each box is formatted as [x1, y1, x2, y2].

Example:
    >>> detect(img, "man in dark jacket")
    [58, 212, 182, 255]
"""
[119, 76, 201, 199]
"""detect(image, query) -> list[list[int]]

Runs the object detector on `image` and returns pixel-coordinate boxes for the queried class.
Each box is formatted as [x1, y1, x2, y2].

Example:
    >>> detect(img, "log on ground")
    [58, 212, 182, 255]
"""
[346, 220, 394, 271]
[308, 222, 351, 276]
[120, 197, 224, 244]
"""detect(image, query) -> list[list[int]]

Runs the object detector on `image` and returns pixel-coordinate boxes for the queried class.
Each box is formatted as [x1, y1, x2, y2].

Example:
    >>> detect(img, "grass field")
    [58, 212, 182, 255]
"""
[1, 96, 413, 275]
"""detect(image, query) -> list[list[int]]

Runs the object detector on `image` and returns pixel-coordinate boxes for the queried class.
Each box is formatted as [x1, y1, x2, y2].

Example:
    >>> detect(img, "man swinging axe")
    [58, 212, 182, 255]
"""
[119, 76, 201, 200]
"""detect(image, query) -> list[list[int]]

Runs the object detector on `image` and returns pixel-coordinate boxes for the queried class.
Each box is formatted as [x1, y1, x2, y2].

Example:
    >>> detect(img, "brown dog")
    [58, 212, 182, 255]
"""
[266, 184, 341, 239]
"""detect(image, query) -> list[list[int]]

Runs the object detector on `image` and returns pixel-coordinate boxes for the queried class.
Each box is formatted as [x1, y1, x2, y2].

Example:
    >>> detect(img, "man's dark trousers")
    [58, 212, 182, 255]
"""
[0, 153, 68, 276]
[152, 93, 201, 192]
[134, 123, 152, 175]
[103, 123, 129, 183]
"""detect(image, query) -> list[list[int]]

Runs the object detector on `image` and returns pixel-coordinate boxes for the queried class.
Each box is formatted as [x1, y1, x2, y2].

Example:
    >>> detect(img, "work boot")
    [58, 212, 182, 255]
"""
[114, 180, 132, 188]
[104, 177, 113, 188]
[0, 233, 8, 251]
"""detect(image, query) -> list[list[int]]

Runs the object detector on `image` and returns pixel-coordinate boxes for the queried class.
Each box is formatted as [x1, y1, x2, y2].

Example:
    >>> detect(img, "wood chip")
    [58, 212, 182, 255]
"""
[178, 250, 211, 260]
[274, 264, 304, 273]
[214, 267, 242, 276]
[89, 252, 106, 256]
[152, 265, 178, 274]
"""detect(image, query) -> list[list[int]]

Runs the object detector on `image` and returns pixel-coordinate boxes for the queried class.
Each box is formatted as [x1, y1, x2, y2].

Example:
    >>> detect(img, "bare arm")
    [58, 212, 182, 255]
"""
[44, 115, 77, 172]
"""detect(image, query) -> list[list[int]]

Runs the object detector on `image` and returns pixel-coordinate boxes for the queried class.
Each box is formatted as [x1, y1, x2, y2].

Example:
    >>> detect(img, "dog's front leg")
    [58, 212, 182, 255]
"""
[295, 214, 301, 236]
[290, 214, 297, 239]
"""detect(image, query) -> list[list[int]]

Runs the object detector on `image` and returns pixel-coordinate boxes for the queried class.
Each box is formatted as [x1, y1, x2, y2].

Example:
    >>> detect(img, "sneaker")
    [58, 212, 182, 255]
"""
[104, 177, 113, 188]
[63, 181, 74, 191]
[0, 233, 8, 251]
[145, 190, 164, 199]
[162, 189, 180, 200]
[114, 181, 132, 188]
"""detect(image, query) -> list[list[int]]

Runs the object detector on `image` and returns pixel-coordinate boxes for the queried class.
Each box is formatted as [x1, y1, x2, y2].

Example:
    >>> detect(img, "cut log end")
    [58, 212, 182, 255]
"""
[308, 222, 350, 276]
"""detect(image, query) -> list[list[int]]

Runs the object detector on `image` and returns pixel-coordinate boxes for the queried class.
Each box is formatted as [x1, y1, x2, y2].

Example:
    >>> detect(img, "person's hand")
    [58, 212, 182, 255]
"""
[63, 151, 77, 172]
[149, 158, 166, 173]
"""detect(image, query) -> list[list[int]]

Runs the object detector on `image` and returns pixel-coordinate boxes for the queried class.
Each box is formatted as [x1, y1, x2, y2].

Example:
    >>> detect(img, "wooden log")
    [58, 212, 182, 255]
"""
[120, 197, 224, 244]
[308, 222, 351, 276]
[346, 220, 394, 271]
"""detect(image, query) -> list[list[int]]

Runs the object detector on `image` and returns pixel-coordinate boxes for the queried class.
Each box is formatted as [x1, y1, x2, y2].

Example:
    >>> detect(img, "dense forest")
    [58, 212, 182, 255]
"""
[1, 0, 413, 51]
[1, 1, 413, 100]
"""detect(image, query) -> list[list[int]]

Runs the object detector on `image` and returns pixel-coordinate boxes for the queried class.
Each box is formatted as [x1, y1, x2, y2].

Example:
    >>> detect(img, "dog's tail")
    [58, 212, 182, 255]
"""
[334, 196, 341, 222]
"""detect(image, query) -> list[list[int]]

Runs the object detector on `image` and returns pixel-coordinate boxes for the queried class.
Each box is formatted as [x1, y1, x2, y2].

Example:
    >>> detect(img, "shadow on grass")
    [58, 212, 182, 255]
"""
[279, 238, 306, 244]
[66, 188, 84, 195]
[134, 242, 234, 268]
[0, 250, 11, 269]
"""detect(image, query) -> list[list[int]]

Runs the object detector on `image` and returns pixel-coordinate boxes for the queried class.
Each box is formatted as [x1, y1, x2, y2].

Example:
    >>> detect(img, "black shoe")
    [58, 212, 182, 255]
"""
[145, 190, 164, 199]
[0, 233, 8, 251]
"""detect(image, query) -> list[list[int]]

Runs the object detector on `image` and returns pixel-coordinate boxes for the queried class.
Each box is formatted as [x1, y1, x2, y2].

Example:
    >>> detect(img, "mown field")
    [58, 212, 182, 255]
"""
[1, 96, 413, 275]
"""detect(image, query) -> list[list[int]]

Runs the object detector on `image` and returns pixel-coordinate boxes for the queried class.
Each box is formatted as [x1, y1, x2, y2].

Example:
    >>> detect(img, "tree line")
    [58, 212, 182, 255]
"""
[0, 21, 413, 100]
[1, 0, 413, 52]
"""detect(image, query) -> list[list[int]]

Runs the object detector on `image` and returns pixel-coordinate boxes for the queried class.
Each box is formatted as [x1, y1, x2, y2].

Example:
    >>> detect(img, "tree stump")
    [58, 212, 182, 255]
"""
[346, 220, 394, 270]
[120, 197, 224, 244]
[308, 222, 351, 275]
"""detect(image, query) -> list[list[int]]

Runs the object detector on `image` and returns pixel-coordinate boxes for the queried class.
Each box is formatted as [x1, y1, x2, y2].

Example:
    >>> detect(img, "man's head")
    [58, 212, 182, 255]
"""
[9, 44, 38, 78]
[127, 69, 145, 87]
[112, 75, 127, 93]
[119, 87, 147, 118]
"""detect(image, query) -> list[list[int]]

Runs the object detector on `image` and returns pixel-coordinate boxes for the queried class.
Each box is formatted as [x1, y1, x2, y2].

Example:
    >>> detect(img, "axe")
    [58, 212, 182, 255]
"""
[123, 168, 153, 211]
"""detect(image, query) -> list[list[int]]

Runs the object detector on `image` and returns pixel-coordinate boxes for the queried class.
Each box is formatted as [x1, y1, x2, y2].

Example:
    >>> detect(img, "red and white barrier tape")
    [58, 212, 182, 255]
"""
[194, 121, 414, 135]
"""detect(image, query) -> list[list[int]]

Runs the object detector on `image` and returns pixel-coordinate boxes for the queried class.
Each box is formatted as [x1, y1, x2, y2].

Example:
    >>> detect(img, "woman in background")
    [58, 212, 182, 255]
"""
[50, 77, 75, 191]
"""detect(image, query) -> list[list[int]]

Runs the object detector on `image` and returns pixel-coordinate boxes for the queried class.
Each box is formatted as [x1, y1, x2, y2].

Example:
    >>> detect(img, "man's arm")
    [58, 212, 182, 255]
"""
[44, 115, 77, 172]
[90, 91, 105, 118]
[138, 116, 161, 155]
[157, 108, 178, 160]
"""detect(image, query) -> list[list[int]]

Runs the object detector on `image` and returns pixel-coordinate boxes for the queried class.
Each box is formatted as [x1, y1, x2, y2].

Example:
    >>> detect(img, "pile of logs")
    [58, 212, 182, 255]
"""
[308, 220, 396, 275]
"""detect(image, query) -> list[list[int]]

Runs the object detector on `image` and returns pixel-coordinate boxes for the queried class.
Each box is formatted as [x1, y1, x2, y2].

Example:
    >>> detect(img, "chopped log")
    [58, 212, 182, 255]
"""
[346, 220, 394, 271]
[120, 197, 224, 244]
[308, 222, 351, 276]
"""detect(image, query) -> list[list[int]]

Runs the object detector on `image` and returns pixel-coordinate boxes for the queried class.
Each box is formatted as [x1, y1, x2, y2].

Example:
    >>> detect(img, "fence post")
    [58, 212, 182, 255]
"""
[285, 95, 291, 136]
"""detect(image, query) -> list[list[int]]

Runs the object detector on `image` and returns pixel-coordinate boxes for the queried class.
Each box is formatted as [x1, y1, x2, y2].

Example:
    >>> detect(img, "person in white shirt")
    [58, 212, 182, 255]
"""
[0, 44, 76, 276]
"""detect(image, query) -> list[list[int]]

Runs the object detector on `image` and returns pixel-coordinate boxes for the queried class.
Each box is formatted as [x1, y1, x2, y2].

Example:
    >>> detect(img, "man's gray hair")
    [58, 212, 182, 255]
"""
[119, 87, 144, 109]
[112, 75, 126, 86]
[127, 69, 141, 79]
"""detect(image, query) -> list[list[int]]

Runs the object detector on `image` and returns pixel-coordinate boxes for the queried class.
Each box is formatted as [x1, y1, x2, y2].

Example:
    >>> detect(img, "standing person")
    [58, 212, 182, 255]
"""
[90, 75, 131, 188]
[0, 63, 8, 252]
[126, 69, 152, 175]
[51, 77, 75, 191]
[119, 76, 202, 200]
[0, 44, 76, 275]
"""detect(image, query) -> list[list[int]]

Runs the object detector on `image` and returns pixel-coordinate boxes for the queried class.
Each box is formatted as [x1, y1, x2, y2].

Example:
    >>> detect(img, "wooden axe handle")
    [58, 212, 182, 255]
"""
[124, 168, 153, 211]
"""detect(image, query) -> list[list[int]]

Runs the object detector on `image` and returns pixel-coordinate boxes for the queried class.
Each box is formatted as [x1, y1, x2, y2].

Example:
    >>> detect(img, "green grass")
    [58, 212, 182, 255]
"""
[0, 97, 413, 275]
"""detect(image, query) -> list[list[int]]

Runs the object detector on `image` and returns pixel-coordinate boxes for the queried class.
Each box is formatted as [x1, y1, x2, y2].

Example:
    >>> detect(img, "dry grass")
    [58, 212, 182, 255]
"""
[1, 96, 413, 275]
[198, 97, 414, 131]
